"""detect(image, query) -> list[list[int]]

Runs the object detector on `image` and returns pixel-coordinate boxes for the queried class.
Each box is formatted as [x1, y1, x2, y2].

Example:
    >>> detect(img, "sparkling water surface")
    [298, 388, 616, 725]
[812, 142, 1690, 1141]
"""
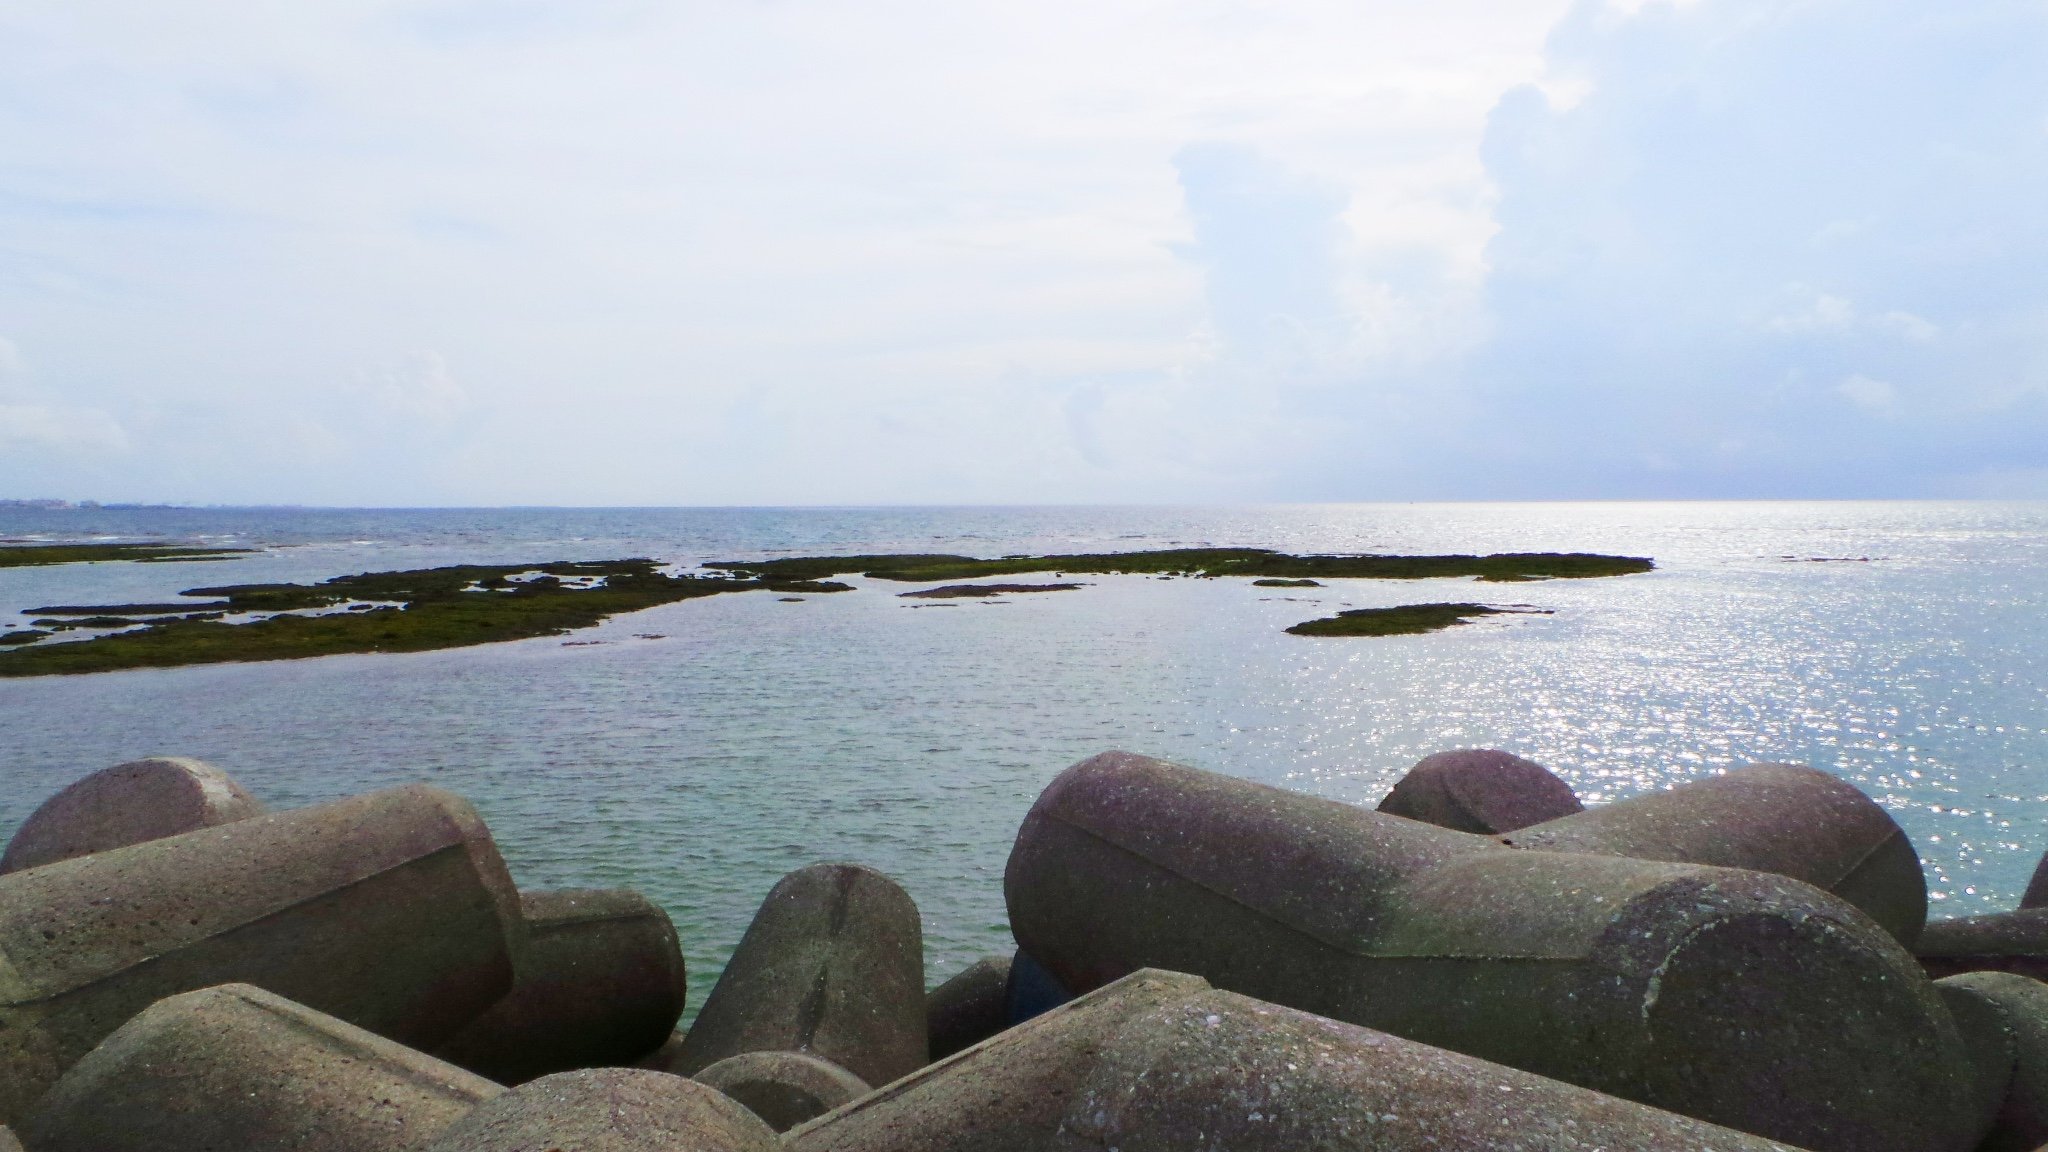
[3, 502, 2045, 1019]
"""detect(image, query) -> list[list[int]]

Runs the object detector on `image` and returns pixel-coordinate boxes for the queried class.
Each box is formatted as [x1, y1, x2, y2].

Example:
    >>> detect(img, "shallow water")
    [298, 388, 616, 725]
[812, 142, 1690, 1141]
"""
[3, 501, 2045, 1018]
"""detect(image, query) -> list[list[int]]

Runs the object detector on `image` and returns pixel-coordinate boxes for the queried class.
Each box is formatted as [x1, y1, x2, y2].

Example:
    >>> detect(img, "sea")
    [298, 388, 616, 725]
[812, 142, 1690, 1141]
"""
[3, 501, 2045, 1019]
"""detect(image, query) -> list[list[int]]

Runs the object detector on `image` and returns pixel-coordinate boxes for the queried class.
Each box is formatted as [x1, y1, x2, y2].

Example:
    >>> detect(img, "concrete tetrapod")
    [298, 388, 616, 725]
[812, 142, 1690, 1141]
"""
[1004, 752, 1978, 1152]
[1503, 760, 1928, 946]
[1920, 911, 2048, 983]
[434, 888, 686, 1083]
[0, 757, 266, 875]
[693, 1051, 870, 1132]
[788, 969, 1803, 1152]
[0, 783, 524, 1123]
[18, 983, 501, 1152]
[1376, 748, 1582, 833]
[0, 1127, 19, 1152]
[665, 864, 925, 1087]
[422, 1068, 777, 1152]
[926, 954, 1011, 1060]
[1937, 972, 2048, 1152]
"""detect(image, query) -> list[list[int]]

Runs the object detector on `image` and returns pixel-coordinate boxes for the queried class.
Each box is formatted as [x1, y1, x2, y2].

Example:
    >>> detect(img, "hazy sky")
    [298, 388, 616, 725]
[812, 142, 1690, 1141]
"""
[3, 0, 2044, 505]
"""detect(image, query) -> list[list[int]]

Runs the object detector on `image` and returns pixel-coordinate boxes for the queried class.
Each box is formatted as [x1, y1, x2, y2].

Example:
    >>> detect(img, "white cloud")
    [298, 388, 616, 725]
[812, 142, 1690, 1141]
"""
[1836, 374, 1897, 415]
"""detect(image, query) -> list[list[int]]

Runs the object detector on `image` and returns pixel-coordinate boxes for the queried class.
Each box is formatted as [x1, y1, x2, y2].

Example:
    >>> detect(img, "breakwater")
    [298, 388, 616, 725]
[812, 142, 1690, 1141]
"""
[5, 750, 2048, 1149]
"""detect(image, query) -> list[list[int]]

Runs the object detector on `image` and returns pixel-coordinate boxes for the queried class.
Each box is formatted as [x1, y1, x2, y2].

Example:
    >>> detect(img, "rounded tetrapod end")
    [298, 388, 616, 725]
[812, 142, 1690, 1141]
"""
[422, 1068, 776, 1152]
[1637, 894, 1980, 1152]
[1938, 971, 2048, 1152]
[675, 862, 925, 1086]
[1377, 748, 1582, 834]
[927, 954, 1012, 1059]
[2023, 854, 2048, 911]
[0, 757, 265, 875]
[434, 888, 687, 1084]
[693, 1051, 869, 1132]
[1936, 977, 2021, 1145]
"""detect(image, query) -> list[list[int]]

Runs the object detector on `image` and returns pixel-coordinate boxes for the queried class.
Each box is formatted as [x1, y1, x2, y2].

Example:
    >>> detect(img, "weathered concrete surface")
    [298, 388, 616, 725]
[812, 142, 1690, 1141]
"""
[434, 888, 685, 1084]
[0, 757, 266, 875]
[694, 1051, 870, 1132]
[1939, 972, 2048, 1152]
[2023, 854, 2048, 909]
[926, 954, 1010, 1060]
[1376, 748, 1582, 834]
[1920, 911, 2048, 983]
[1005, 751, 1978, 1152]
[1506, 761, 1927, 945]
[0, 1126, 20, 1152]
[0, 783, 524, 1123]
[422, 1068, 777, 1152]
[17, 983, 501, 1152]
[789, 969, 1803, 1152]
[1935, 976, 2020, 1144]
[668, 864, 924, 1087]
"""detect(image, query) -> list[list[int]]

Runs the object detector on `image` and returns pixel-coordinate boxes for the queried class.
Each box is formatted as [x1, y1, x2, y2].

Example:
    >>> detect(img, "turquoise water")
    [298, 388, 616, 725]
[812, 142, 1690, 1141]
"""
[4, 502, 2046, 1018]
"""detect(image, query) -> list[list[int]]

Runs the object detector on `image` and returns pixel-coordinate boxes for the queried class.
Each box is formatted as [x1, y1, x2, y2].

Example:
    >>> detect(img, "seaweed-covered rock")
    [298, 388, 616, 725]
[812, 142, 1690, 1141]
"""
[788, 969, 1802, 1152]
[422, 1068, 776, 1152]
[434, 888, 686, 1084]
[693, 1051, 869, 1132]
[664, 864, 925, 1088]
[1376, 748, 1581, 834]
[18, 983, 500, 1152]
[0, 784, 523, 1123]
[0, 757, 265, 875]
[1004, 751, 1977, 1152]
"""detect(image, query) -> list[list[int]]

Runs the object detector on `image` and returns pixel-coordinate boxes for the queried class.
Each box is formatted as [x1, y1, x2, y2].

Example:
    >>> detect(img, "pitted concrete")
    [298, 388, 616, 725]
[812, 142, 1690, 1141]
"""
[421, 1068, 777, 1152]
[788, 969, 1803, 1152]
[1939, 972, 2048, 1152]
[0, 783, 524, 1123]
[18, 983, 501, 1152]
[1004, 751, 1977, 1152]
[666, 864, 925, 1088]
[1377, 748, 1582, 834]
[434, 888, 686, 1084]
[1, 757, 266, 875]
[694, 1050, 870, 1132]
[926, 954, 1010, 1060]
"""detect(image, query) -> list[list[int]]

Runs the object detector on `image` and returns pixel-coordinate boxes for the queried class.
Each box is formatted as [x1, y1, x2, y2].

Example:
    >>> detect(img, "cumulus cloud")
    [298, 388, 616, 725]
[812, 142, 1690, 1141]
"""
[1467, 0, 2048, 496]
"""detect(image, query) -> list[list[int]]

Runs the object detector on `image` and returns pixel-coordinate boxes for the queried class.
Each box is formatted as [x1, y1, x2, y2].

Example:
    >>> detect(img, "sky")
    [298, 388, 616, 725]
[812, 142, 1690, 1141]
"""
[2, 0, 2045, 506]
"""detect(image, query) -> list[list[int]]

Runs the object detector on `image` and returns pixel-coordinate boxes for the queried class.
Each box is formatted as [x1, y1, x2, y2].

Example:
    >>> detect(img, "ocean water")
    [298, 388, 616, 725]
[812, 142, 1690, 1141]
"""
[3, 501, 2046, 1019]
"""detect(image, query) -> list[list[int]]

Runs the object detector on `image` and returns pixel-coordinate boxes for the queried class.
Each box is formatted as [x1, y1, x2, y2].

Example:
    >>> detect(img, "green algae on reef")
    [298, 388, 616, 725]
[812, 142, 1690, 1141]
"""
[1286, 602, 1552, 637]
[0, 544, 254, 567]
[0, 629, 48, 646]
[898, 583, 1085, 599]
[1252, 578, 1323, 588]
[708, 548, 1652, 583]
[0, 560, 851, 678]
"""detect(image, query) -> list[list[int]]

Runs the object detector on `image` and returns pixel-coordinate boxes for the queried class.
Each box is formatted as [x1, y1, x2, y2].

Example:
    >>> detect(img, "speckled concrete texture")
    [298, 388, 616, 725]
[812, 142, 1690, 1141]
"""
[693, 1050, 870, 1132]
[1939, 972, 2048, 1152]
[421, 1068, 777, 1152]
[1004, 751, 1978, 1152]
[1922, 911, 2048, 983]
[17, 983, 501, 1152]
[1, 757, 266, 875]
[0, 783, 524, 1123]
[0, 1126, 20, 1152]
[1505, 761, 1927, 945]
[926, 954, 1010, 1060]
[788, 968, 1803, 1152]
[434, 888, 685, 1084]
[1376, 748, 1582, 834]
[668, 863, 925, 1087]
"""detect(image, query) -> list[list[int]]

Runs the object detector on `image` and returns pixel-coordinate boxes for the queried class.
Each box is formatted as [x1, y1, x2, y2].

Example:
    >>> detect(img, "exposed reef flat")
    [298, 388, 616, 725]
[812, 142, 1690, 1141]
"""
[708, 548, 1652, 583]
[0, 561, 850, 678]
[0, 544, 254, 568]
[1252, 578, 1322, 588]
[898, 583, 1084, 599]
[1285, 602, 1553, 637]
